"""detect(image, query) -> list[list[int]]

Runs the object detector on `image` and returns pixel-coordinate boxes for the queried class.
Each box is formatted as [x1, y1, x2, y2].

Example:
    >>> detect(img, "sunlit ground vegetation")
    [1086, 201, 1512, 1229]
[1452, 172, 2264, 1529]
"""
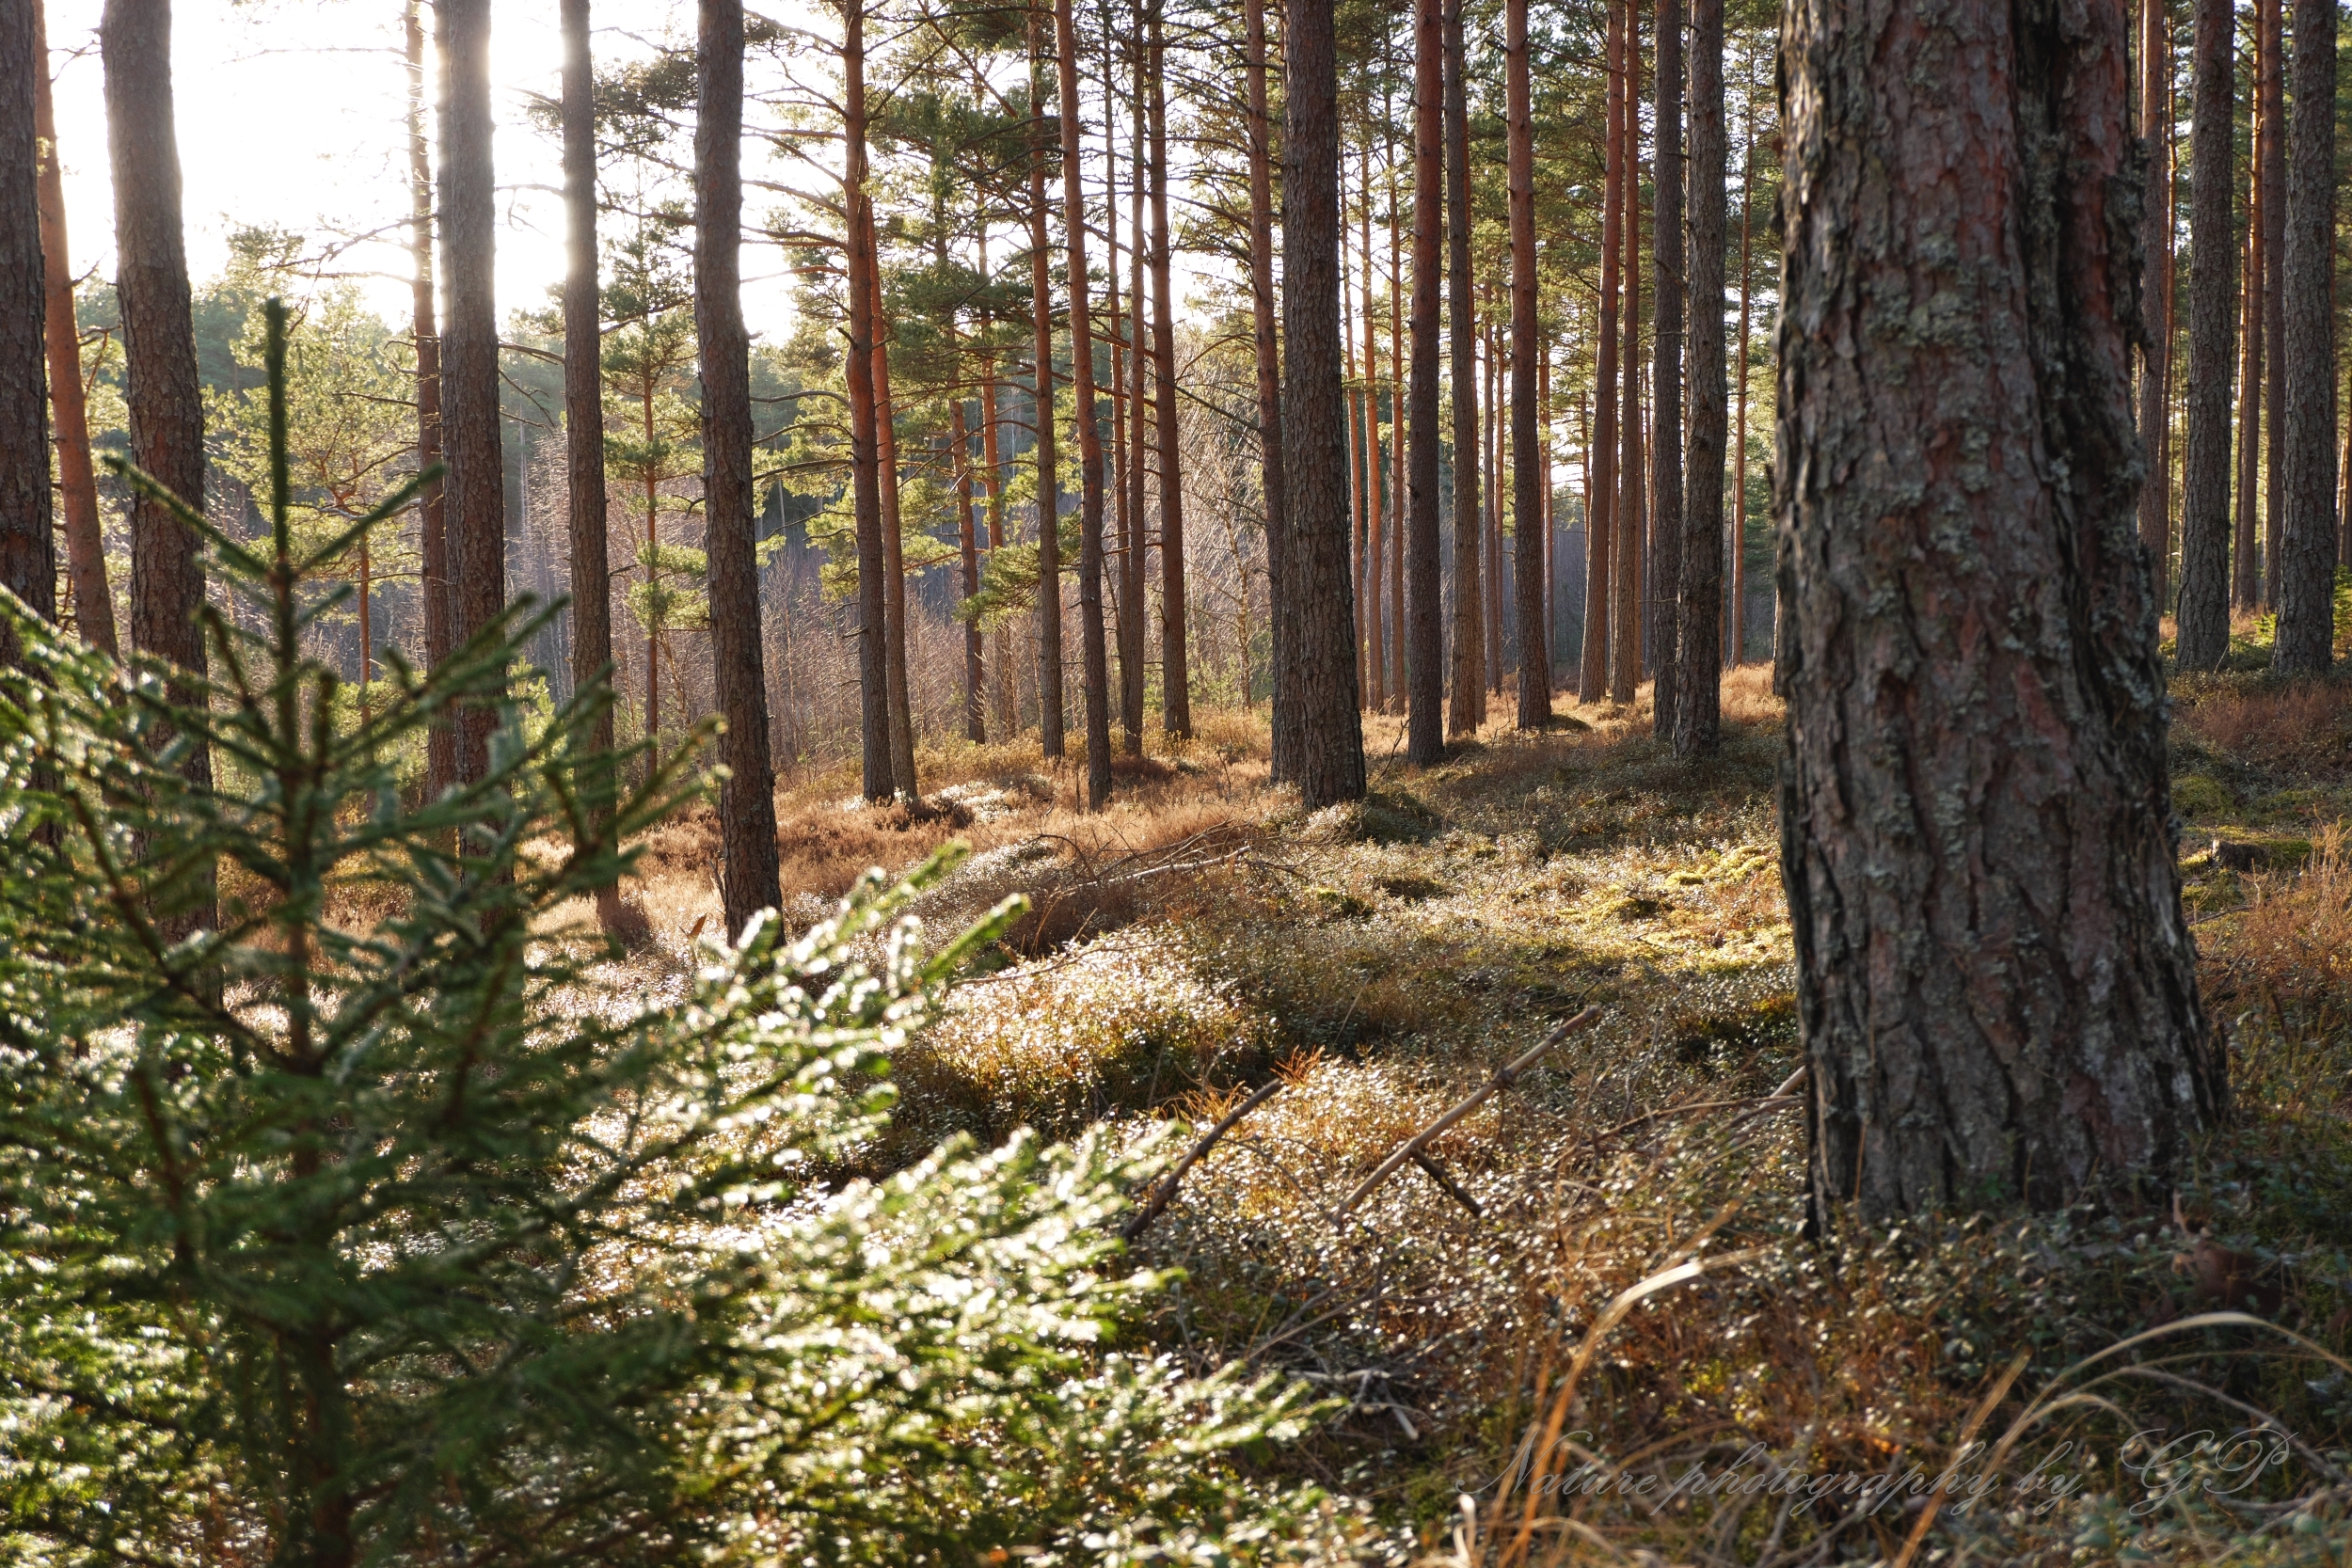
[576, 620, 2352, 1565]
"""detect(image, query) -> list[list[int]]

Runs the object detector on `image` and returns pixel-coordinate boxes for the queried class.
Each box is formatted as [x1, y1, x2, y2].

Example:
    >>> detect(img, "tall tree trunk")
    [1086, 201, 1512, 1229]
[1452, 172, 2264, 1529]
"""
[1359, 150, 1386, 714]
[1647, 0, 1682, 736]
[1149, 1, 1190, 736]
[846, 0, 894, 799]
[2137, 0, 2173, 611]
[1405, 0, 1446, 763]
[954, 362, 986, 740]
[1728, 79, 1754, 666]
[869, 261, 920, 801]
[1387, 135, 1407, 708]
[1244, 0, 1290, 780]
[1581, 0, 1624, 703]
[1506, 0, 1547, 727]
[0, 0, 49, 665]
[1443, 0, 1484, 732]
[32, 0, 104, 654]
[1105, 65, 1141, 757]
[1484, 316, 1502, 691]
[699, 0, 781, 930]
[1054, 0, 1114, 808]
[561, 0, 620, 924]
[405, 0, 451, 795]
[2234, 91, 2266, 614]
[103, 0, 207, 691]
[1027, 8, 1066, 759]
[1674, 0, 1723, 754]
[1613, 70, 1643, 706]
[1284, 0, 1367, 805]
[1778, 0, 2221, 1221]
[2259, 0, 2283, 610]
[2272, 0, 2336, 673]
[1124, 59, 1149, 755]
[2175, 0, 2236, 669]
[437, 0, 505, 783]
[982, 334, 1015, 736]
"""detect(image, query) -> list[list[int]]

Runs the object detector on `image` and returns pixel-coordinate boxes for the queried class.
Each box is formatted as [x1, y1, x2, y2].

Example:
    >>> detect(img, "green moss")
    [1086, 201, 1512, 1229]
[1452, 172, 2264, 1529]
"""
[2173, 772, 2236, 817]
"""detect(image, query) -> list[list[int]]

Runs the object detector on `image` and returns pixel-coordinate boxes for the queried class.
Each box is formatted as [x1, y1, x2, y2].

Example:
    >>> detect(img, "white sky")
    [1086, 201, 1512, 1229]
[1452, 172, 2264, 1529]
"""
[44, 0, 807, 339]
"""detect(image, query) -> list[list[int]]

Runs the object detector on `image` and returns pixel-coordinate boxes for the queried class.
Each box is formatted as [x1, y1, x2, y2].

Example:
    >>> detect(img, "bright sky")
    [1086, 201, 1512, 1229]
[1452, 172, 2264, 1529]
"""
[45, 0, 805, 340]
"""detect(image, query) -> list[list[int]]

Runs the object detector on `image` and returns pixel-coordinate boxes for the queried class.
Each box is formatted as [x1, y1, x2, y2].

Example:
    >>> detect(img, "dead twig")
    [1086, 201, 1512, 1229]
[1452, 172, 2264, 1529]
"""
[1410, 1149, 1485, 1217]
[1336, 1005, 1605, 1217]
[1121, 1079, 1284, 1241]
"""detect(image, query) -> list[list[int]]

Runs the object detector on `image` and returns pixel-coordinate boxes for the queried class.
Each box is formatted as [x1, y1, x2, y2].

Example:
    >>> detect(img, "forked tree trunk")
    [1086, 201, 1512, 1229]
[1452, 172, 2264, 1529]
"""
[1284, 0, 1366, 806]
[32, 0, 104, 655]
[0, 0, 50, 664]
[699, 0, 782, 929]
[437, 0, 505, 782]
[1674, 0, 1723, 755]
[2272, 0, 2335, 673]
[1646, 0, 1681, 737]
[1053, 0, 1113, 808]
[846, 0, 894, 799]
[2174, 0, 2235, 669]
[1404, 0, 1446, 764]
[1506, 0, 1547, 728]
[1580, 0, 1623, 703]
[1244, 0, 1290, 780]
[1149, 0, 1189, 736]
[1443, 0, 1484, 733]
[1027, 8, 1065, 759]
[561, 0, 621, 925]
[405, 0, 452, 796]
[1777, 0, 2222, 1221]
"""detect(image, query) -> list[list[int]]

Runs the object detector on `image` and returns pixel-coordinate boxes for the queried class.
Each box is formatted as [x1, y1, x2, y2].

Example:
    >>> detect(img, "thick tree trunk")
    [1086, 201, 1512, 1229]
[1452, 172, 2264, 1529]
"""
[846, 1, 894, 799]
[2174, 0, 2235, 669]
[1054, 0, 1113, 808]
[699, 0, 782, 930]
[437, 0, 505, 783]
[1284, 0, 1366, 806]
[1778, 0, 2222, 1221]
[1647, 0, 1682, 737]
[1506, 0, 1547, 728]
[2137, 0, 2173, 610]
[405, 0, 452, 796]
[561, 0, 620, 924]
[869, 261, 920, 801]
[1674, 0, 1723, 754]
[1581, 0, 1624, 703]
[1027, 11, 1065, 759]
[1405, 0, 1446, 764]
[2259, 0, 2283, 610]
[1443, 0, 1484, 733]
[0, 0, 50, 664]
[2272, 0, 2336, 673]
[1244, 0, 1290, 780]
[2234, 55, 2267, 616]
[1149, 2, 1190, 736]
[32, 0, 103, 654]
[103, 0, 207, 688]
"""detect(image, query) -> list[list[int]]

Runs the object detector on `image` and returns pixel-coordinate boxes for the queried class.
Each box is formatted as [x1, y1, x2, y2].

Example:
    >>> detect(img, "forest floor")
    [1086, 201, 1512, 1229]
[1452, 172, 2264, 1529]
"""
[615, 633, 2352, 1566]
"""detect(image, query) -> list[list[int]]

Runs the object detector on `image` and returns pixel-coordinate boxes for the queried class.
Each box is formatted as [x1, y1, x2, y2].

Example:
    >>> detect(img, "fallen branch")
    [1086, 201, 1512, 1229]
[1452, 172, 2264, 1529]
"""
[1336, 1005, 1604, 1217]
[1410, 1149, 1485, 1218]
[1121, 1079, 1285, 1241]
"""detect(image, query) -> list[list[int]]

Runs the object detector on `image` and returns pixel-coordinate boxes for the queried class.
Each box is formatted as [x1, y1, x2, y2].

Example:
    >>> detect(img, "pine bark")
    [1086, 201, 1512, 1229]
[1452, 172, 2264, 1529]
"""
[847, 0, 894, 799]
[1613, 75, 1643, 706]
[1284, 0, 1367, 806]
[1054, 0, 1113, 809]
[405, 0, 452, 797]
[699, 0, 782, 928]
[103, 0, 207, 689]
[1405, 0, 1446, 763]
[2272, 0, 2336, 673]
[1505, 0, 1546, 727]
[1149, 2, 1189, 736]
[561, 0, 618, 923]
[1122, 99, 1148, 756]
[1647, 0, 1682, 737]
[0, 0, 50, 663]
[1387, 149, 1407, 708]
[955, 371, 985, 740]
[2137, 0, 2173, 609]
[1674, 0, 1723, 755]
[1778, 0, 2221, 1220]
[1359, 156, 1385, 713]
[1244, 0, 1290, 779]
[437, 0, 506, 782]
[1443, 0, 1484, 733]
[1027, 10, 1065, 759]
[1728, 86, 1754, 666]
[2259, 0, 2283, 610]
[33, 0, 104, 654]
[1580, 0, 1624, 703]
[869, 261, 920, 800]
[2174, 0, 2236, 669]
